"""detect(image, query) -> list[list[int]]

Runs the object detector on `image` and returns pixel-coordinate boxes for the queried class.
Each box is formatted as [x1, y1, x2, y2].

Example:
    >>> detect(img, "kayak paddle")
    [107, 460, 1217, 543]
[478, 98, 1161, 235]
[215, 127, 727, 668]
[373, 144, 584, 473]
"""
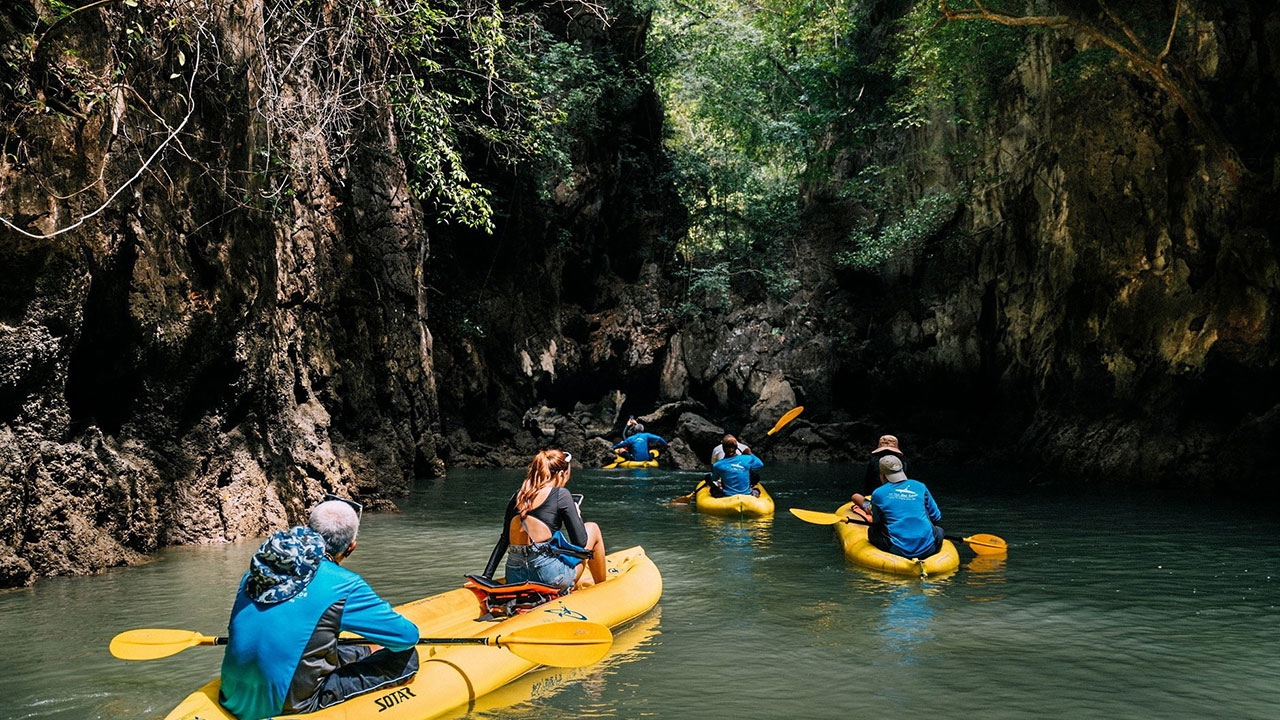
[766, 406, 804, 435]
[670, 406, 804, 504]
[668, 480, 705, 505]
[110, 620, 614, 668]
[788, 507, 1008, 555]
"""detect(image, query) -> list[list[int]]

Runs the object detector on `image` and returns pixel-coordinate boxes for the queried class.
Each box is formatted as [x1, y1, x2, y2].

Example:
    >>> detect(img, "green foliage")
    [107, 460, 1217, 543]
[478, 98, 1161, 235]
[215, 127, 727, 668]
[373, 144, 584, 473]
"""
[46, 1, 78, 20]
[889, 0, 1023, 127]
[648, 0, 1038, 285]
[0, 0, 195, 161]
[836, 188, 962, 270]
[653, 0, 880, 312]
[679, 262, 732, 315]
[372, 0, 641, 231]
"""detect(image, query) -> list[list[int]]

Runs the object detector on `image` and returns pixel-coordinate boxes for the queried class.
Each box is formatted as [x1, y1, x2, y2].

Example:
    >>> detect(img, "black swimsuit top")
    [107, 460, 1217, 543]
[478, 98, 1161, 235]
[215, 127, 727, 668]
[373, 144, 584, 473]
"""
[482, 487, 588, 578]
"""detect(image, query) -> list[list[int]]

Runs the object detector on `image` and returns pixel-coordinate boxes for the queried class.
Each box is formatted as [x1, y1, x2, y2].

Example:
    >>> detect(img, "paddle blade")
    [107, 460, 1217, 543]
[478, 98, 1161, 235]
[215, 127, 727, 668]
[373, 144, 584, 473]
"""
[962, 533, 1009, 555]
[495, 621, 613, 668]
[788, 508, 845, 525]
[767, 406, 805, 435]
[110, 629, 219, 661]
[669, 480, 705, 505]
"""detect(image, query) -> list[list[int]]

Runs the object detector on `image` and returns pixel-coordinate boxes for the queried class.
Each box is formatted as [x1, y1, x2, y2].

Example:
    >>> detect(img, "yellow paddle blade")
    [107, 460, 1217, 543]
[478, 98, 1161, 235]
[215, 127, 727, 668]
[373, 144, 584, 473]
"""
[110, 629, 220, 660]
[962, 533, 1009, 555]
[669, 480, 706, 505]
[493, 621, 613, 668]
[788, 507, 845, 525]
[767, 406, 805, 435]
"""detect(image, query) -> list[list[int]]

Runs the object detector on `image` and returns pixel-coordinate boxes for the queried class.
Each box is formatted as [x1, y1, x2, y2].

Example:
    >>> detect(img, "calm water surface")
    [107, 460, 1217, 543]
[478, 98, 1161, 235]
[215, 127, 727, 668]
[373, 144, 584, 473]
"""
[1, 463, 1277, 719]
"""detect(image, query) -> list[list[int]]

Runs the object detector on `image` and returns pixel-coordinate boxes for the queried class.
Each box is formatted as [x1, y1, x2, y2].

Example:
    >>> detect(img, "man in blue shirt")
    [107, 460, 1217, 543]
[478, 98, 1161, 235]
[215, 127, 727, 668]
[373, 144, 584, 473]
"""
[612, 431, 668, 463]
[709, 437, 764, 496]
[864, 454, 944, 559]
[219, 500, 420, 720]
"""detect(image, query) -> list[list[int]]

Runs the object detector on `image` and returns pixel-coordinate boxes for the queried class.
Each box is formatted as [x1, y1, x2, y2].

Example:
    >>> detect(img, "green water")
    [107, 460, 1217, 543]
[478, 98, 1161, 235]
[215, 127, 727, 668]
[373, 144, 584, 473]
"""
[2, 463, 1277, 719]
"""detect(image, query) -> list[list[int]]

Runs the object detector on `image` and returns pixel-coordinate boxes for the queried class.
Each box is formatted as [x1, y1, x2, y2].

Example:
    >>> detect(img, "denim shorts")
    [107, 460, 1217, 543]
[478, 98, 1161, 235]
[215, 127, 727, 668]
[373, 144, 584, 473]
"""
[505, 543, 576, 589]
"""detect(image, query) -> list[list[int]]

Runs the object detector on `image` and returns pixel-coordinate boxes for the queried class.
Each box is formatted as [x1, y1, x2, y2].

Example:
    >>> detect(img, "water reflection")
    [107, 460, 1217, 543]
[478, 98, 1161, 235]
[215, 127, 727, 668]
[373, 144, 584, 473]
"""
[697, 514, 774, 551]
[871, 584, 938, 665]
[964, 552, 1008, 602]
[447, 610, 663, 719]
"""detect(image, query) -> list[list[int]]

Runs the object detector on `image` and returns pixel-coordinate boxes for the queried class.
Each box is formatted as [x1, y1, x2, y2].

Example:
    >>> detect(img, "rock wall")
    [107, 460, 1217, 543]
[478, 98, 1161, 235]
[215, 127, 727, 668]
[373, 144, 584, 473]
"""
[814, 4, 1280, 494]
[0, 0, 438, 586]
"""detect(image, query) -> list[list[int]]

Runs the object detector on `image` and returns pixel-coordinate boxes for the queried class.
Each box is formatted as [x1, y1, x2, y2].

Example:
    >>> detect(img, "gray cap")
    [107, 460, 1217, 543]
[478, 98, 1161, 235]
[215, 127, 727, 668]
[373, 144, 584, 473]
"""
[879, 454, 907, 483]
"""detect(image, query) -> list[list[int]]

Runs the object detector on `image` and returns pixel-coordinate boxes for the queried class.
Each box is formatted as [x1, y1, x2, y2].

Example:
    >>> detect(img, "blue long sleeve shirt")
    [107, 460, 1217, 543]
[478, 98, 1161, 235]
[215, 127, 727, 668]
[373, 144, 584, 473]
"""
[869, 478, 942, 558]
[219, 559, 419, 720]
[711, 453, 764, 496]
[612, 432, 667, 461]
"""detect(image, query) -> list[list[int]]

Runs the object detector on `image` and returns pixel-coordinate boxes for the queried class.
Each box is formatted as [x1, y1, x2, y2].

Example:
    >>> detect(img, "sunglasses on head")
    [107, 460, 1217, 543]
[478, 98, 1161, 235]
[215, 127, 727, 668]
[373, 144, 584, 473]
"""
[322, 493, 363, 521]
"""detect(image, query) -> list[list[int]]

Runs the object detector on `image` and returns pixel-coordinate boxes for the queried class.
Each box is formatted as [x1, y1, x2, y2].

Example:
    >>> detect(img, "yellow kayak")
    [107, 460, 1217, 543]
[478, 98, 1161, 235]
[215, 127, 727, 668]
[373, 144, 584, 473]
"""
[833, 502, 958, 578]
[602, 457, 658, 468]
[160, 546, 662, 720]
[602, 450, 659, 469]
[693, 483, 775, 518]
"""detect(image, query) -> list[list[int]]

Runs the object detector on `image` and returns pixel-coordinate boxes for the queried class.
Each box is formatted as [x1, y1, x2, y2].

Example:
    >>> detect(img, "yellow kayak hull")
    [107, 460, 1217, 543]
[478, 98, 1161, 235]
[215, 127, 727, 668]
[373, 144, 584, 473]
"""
[693, 483, 775, 518]
[161, 546, 662, 720]
[602, 457, 658, 468]
[833, 502, 959, 578]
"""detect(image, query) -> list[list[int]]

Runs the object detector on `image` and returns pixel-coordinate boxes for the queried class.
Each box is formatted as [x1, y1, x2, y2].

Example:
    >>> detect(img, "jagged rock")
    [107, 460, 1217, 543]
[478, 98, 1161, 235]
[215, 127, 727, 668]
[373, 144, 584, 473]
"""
[522, 404, 563, 439]
[675, 412, 726, 462]
[664, 438, 702, 470]
[571, 391, 626, 438]
[637, 400, 706, 436]
[746, 371, 798, 437]
[0, 544, 32, 587]
[582, 437, 620, 468]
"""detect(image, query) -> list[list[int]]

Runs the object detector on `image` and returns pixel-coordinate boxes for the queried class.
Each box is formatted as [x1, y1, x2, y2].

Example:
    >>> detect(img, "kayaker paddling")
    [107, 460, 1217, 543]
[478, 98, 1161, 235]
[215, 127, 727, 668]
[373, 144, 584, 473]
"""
[706, 436, 763, 498]
[854, 454, 946, 559]
[611, 431, 668, 465]
[484, 450, 608, 590]
[218, 499, 420, 720]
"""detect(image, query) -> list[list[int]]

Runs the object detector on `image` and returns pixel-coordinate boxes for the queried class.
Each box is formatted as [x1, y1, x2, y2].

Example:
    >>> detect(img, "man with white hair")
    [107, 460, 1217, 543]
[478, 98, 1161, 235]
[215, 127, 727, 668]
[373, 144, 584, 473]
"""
[219, 498, 419, 720]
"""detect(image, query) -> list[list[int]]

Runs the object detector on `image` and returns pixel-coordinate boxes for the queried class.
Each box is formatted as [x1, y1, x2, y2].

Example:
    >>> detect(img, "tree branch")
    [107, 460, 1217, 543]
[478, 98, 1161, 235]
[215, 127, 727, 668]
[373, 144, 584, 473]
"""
[937, 0, 1243, 181]
[0, 40, 202, 240]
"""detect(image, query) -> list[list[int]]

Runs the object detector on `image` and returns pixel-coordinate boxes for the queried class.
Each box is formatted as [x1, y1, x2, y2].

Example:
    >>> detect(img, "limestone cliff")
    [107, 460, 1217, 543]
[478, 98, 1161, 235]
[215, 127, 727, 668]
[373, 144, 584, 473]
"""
[836, 4, 1280, 493]
[1, 0, 441, 586]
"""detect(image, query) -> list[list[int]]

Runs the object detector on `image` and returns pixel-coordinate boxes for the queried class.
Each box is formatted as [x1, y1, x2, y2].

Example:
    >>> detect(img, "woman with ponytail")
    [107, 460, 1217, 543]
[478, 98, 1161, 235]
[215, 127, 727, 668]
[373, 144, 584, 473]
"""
[482, 450, 607, 589]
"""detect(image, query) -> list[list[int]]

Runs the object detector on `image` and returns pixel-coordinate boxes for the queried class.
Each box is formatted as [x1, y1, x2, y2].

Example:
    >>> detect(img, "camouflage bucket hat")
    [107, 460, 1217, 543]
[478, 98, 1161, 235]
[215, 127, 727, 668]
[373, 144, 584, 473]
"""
[245, 526, 327, 604]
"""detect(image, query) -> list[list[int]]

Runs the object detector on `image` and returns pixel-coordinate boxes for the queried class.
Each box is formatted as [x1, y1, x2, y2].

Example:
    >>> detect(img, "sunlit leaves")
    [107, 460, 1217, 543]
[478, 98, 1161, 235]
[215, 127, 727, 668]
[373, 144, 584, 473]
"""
[652, 0, 873, 306]
[891, 0, 1023, 126]
[836, 189, 962, 270]
[380, 0, 636, 230]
